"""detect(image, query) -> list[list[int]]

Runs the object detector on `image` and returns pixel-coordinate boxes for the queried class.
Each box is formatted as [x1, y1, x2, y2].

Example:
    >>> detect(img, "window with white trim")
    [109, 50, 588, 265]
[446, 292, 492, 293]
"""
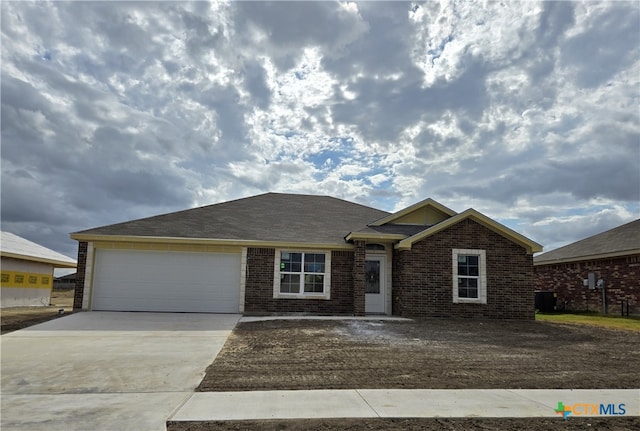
[274, 251, 331, 299]
[452, 249, 487, 304]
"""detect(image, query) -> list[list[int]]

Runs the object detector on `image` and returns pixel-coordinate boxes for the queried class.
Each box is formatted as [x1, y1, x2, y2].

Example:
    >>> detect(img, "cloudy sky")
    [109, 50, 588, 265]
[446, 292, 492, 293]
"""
[2, 1, 639, 264]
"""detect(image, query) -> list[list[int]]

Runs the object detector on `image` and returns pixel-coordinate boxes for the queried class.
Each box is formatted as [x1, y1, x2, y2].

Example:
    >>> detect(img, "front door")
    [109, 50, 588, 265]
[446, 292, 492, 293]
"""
[365, 256, 385, 314]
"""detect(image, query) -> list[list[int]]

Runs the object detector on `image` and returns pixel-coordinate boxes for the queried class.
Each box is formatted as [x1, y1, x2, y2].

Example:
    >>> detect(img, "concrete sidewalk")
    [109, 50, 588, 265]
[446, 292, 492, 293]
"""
[170, 389, 640, 421]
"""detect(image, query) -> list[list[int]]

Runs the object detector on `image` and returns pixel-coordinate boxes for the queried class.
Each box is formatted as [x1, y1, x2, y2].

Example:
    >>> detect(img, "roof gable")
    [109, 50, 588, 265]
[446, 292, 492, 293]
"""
[370, 198, 457, 226]
[395, 209, 543, 254]
[534, 219, 640, 265]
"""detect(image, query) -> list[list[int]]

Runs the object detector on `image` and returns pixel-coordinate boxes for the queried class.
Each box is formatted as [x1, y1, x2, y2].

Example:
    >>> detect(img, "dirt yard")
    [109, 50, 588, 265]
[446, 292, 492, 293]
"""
[175, 318, 640, 430]
[168, 417, 640, 431]
[198, 318, 640, 392]
[1, 288, 74, 334]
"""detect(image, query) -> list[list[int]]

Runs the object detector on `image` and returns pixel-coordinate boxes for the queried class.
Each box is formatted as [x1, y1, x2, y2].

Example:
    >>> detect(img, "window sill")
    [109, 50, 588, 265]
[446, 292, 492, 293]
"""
[274, 293, 330, 300]
[453, 298, 486, 304]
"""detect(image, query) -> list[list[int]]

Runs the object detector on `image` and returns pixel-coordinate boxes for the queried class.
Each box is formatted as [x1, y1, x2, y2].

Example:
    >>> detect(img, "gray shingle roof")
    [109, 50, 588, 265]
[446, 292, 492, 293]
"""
[534, 219, 640, 264]
[354, 224, 431, 236]
[72, 193, 390, 246]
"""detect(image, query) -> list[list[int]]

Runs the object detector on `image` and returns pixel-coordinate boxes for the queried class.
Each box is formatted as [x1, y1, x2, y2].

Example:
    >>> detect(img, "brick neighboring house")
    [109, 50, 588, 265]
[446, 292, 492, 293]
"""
[71, 193, 542, 319]
[534, 219, 640, 315]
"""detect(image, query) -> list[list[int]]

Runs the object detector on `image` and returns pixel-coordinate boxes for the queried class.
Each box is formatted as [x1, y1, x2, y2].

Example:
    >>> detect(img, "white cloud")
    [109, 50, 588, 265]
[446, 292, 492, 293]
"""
[1, 0, 638, 258]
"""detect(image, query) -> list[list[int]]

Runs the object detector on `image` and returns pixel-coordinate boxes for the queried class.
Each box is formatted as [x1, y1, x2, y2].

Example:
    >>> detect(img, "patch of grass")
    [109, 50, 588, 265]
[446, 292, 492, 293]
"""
[536, 311, 640, 332]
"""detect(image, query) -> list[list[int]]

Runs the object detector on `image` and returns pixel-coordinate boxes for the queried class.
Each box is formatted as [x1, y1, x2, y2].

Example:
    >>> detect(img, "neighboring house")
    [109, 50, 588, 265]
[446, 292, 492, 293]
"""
[70, 193, 542, 319]
[534, 220, 640, 314]
[53, 272, 77, 289]
[1, 232, 77, 307]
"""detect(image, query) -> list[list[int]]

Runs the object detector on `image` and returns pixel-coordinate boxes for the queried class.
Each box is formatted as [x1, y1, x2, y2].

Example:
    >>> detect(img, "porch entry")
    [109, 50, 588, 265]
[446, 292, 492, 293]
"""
[365, 255, 385, 313]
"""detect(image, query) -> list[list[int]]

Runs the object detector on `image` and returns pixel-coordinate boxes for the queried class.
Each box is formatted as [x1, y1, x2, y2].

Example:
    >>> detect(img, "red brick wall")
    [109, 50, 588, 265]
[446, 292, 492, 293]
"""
[352, 240, 366, 316]
[73, 241, 87, 310]
[534, 255, 640, 315]
[244, 248, 356, 314]
[392, 219, 534, 320]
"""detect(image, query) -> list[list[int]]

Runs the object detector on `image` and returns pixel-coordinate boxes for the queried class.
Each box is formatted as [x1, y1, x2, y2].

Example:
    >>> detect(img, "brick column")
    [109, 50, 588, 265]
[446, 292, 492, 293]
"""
[244, 247, 276, 313]
[353, 240, 366, 316]
[73, 242, 87, 310]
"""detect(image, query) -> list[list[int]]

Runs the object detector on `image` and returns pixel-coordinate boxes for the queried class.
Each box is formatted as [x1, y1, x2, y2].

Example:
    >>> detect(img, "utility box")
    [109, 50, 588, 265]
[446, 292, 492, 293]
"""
[535, 291, 557, 312]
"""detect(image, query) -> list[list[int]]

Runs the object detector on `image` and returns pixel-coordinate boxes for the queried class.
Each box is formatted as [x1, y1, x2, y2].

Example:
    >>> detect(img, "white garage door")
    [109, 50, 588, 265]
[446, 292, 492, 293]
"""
[92, 249, 241, 313]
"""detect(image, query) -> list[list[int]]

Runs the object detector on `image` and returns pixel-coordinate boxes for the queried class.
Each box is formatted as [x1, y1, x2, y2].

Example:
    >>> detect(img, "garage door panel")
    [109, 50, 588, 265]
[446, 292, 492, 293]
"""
[92, 249, 241, 313]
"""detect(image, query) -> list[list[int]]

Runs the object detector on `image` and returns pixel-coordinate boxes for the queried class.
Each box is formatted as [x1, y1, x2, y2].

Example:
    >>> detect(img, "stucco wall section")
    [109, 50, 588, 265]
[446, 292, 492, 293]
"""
[1, 257, 53, 307]
[1, 257, 52, 274]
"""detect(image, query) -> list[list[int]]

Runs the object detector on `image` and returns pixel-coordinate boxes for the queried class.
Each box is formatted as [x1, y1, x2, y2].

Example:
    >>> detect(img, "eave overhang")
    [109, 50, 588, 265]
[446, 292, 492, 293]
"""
[0, 251, 77, 268]
[69, 233, 355, 250]
[534, 249, 640, 266]
[344, 232, 407, 242]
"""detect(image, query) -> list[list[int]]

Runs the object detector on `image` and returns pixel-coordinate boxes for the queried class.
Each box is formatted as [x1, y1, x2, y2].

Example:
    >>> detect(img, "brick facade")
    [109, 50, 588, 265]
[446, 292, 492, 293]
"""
[534, 255, 640, 315]
[352, 240, 366, 316]
[243, 247, 356, 315]
[392, 219, 534, 319]
[73, 221, 535, 319]
[73, 241, 87, 310]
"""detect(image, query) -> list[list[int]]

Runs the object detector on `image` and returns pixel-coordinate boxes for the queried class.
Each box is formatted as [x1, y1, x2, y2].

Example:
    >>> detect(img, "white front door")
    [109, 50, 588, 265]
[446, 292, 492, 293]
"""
[365, 256, 385, 314]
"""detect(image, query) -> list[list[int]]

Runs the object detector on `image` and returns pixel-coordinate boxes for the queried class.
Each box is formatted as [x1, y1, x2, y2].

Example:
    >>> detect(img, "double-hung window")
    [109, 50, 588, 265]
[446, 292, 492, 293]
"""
[452, 249, 487, 304]
[275, 251, 331, 299]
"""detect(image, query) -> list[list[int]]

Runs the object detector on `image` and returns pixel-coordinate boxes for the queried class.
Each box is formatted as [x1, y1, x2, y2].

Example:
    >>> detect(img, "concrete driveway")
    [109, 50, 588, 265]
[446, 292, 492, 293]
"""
[1, 311, 240, 431]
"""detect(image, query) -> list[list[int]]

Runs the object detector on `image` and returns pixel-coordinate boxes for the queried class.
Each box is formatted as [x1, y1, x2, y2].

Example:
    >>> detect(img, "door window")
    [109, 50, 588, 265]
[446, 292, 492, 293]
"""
[365, 260, 380, 294]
